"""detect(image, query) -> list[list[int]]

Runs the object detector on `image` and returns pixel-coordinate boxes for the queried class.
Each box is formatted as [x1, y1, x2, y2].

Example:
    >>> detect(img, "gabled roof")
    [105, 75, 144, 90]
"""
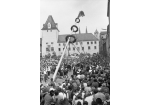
[41, 15, 59, 31]
[58, 33, 99, 43]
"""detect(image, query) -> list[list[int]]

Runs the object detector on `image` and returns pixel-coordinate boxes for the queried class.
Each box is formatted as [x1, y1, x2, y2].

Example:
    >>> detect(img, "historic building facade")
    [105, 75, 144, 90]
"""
[41, 15, 100, 57]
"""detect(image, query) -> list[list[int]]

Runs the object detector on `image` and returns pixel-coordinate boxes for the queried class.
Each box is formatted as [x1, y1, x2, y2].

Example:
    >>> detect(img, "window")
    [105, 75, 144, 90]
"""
[58, 48, 61, 51]
[47, 45, 50, 51]
[51, 47, 54, 51]
[51, 42, 53, 44]
[91, 42, 93, 44]
[46, 48, 50, 51]
[82, 47, 84, 50]
[47, 45, 50, 48]
[88, 46, 90, 50]
[94, 41, 96, 44]
[46, 42, 48, 44]
[73, 47, 75, 51]
[80, 42, 83, 45]
[63, 43, 65, 46]
[59, 44, 61, 46]
[76, 42, 78, 45]
[48, 23, 51, 29]
[87, 42, 89, 44]
[94, 46, 96, 49]
[77, 47, 80, 51]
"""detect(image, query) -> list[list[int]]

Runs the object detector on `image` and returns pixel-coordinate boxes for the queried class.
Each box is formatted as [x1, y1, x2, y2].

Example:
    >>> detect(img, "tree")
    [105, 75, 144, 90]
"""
[45, 53, 51, 59]
[51, 51, 57, 59]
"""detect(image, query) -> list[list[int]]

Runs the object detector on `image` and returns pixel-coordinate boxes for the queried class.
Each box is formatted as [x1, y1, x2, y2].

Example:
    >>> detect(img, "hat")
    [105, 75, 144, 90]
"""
[96, 98, 103, 104]
[42, 87, 49, 93]
[100, 87, 109, 93]
[49, 87, 55, 91]
[83, 101, 88, 105]
[97, 87, 101, 91]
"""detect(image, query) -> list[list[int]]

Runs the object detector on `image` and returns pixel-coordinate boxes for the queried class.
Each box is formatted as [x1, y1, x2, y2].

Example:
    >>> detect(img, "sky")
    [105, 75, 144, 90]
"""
[40, 0, 108, 37]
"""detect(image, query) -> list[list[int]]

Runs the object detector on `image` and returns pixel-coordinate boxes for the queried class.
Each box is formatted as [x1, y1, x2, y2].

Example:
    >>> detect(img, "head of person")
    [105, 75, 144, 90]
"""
[51, 78, 53, 81]
[93, 89, 98, 94]
[49, 90, 55, 97]
[77, 101, 82, 105]
[54, 90, 59, 96]
[77, 94, 82, 100]
[83, 101, 88, 105]
[96, 98, 103, 105]
[92, 101, 97, 105]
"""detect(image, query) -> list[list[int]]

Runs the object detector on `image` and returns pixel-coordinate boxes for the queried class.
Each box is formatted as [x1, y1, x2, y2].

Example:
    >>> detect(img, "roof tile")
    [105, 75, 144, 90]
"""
[41, 15, 59, 31]
[57, 33, 99, 43]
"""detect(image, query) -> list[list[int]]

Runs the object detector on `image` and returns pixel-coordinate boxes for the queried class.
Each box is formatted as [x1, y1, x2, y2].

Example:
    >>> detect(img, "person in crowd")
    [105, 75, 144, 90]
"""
[40, 53, 110, 105]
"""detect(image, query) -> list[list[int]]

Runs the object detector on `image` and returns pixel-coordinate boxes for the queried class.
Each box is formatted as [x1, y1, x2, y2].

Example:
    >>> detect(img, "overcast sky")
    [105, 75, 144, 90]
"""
[40, 0, 108, 37]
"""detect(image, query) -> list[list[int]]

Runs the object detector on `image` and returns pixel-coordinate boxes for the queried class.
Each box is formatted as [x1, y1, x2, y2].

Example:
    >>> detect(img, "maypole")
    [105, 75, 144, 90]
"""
[52, 11, 85, 82]
[53, 37, 70, 81]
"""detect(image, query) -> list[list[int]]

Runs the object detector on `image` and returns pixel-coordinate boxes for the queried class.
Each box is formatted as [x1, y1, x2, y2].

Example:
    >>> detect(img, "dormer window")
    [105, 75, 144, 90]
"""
[47, 23, 51, 29]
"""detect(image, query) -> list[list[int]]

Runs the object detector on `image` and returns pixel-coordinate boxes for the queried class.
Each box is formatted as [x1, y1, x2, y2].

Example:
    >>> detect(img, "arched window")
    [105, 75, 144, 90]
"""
[47, 23, 51, 29]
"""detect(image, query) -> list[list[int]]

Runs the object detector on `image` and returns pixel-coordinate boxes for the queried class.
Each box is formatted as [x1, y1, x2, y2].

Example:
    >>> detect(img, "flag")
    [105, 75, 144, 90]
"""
[77, 11, 85, 18]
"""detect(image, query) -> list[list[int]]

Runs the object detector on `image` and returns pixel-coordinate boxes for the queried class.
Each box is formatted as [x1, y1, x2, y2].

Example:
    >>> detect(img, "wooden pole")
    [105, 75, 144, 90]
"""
[53, 37, 70, 81]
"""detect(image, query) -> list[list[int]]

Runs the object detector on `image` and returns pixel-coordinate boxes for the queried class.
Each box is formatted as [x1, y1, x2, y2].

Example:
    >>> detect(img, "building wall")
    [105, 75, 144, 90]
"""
[42, 30, 100, 56]
[42, 30, 59, 57]
[106, 33, 110, 57]
[57, 41, 99, 56]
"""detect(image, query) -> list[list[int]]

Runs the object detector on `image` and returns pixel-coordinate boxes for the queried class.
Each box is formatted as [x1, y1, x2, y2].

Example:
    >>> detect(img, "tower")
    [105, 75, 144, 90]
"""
[41, 15, 59, 57]
[94, 29, 99, 39]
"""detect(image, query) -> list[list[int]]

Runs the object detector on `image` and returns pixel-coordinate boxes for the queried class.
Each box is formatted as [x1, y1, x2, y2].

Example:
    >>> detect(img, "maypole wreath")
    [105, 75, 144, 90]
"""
[75, 18, 80, 23]
[71, 25, 78, 33]
[53, 11, 85, 81]
[65, 35, 76, 44]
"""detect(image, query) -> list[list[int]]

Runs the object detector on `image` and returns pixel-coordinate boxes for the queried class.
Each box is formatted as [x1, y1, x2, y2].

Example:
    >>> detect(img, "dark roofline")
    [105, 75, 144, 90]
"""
[41, 28, 60, 32]
[58, 33, 99, 43]
[59, 33, 93, 36]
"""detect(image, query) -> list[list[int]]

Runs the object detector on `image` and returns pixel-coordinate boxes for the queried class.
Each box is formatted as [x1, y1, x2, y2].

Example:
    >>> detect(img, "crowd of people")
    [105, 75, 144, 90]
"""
[40, 53, 110, 105]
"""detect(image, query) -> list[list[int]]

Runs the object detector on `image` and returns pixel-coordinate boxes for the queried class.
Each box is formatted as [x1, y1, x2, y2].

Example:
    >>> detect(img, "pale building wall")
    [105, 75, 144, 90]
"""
[42, 29, 100, 56]
[57, 41, 99, 56]
[42, 30, 59, 57]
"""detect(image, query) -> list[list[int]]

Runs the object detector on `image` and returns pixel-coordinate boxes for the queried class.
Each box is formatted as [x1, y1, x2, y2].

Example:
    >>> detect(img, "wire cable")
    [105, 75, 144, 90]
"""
[72, 43, 81, 54]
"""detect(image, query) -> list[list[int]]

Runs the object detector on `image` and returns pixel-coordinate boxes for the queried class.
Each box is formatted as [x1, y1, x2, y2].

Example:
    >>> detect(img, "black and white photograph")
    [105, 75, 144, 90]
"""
[2, 0, 149, 105]
[40, 0, 110, 105]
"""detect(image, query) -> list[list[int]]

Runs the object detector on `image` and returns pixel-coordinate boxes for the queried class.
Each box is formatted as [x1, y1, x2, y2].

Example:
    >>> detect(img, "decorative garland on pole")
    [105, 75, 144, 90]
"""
[65, 35, 76, 44]
[53, 11, 85, 81]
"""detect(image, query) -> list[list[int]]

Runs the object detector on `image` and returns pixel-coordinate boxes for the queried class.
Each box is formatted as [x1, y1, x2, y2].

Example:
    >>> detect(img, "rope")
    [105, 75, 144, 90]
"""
[72, 43, 81, 54]
[79, 42, 85, 54]
[75, 20, 85, 54]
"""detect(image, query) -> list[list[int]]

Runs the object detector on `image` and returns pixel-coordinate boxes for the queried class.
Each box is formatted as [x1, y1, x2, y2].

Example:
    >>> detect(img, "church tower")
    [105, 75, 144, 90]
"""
[94, 29, 99, 39]
[41, 15, 59, 57]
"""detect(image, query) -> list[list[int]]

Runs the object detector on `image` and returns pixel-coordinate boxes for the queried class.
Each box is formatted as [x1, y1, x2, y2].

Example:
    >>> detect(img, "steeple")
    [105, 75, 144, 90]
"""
[79, 27, 81, 34]
[41, 15, 59, 31]
[86, 26, 88, 33]
[94, 29, 99, 34]
[94, 29, 99, 38]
